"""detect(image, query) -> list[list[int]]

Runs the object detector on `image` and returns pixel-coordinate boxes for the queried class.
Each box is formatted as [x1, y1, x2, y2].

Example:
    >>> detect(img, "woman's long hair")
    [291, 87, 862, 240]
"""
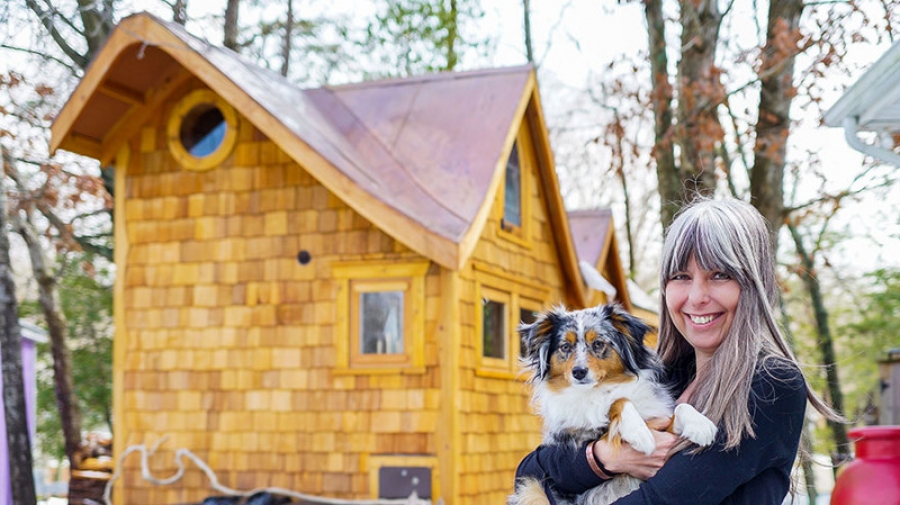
[656, 197, 841, 449]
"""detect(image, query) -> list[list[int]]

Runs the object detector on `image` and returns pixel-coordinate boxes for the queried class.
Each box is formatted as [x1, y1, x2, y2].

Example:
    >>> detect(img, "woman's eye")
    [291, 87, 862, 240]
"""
[670, 273, 689, 281]
[712, 271, 732, 280]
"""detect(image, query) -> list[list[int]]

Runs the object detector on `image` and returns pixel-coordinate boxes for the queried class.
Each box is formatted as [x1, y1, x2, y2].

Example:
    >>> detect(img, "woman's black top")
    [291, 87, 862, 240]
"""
[514, 360, 808, 505]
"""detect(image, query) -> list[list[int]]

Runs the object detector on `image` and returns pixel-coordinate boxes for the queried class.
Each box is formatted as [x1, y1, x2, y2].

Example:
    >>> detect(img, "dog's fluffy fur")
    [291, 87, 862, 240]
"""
[508, 304, 717, 505]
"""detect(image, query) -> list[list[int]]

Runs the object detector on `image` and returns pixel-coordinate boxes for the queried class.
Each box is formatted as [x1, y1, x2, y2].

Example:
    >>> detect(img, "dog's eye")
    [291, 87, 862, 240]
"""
[559, 342, 572, 353]
[591, 340, 607, 354]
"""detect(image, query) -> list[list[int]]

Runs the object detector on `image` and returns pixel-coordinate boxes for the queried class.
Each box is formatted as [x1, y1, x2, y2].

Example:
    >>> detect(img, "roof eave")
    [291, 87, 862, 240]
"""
[824, 41, 900, 129]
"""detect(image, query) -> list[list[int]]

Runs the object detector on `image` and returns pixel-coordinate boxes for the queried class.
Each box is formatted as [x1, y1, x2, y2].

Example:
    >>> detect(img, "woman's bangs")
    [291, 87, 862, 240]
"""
[665, 212, 742, 280]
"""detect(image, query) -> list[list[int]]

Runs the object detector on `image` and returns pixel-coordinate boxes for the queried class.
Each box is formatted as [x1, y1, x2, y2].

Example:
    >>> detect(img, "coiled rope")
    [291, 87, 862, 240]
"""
[103, 436, 435, 505]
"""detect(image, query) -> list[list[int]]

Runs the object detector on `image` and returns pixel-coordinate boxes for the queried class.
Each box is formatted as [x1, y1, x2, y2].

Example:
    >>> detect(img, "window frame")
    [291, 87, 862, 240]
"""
[333, 260, 429, 374]
[498, 129, 534, 247]
[350, 279, 410, 366]
[167, 89, 238, 172]
[473, 265, 551, 378]
[476, 285, 511, 370]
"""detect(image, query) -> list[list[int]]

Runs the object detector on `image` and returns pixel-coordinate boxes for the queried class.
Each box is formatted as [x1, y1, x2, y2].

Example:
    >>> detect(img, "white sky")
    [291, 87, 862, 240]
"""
[6, 0, 898, 275]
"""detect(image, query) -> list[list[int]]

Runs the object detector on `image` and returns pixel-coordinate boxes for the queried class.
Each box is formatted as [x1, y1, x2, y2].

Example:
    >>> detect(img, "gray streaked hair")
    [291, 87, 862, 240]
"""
[657, 197, 838, 450]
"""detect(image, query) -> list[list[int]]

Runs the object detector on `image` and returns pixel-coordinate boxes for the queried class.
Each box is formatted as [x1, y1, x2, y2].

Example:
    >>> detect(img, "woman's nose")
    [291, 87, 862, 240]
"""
[688, 279, 710, 305]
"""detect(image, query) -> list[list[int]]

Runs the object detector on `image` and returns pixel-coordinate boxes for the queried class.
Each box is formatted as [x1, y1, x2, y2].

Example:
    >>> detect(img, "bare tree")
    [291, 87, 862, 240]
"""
[0, 144, 37, 505]
[224, 0, 241, 51]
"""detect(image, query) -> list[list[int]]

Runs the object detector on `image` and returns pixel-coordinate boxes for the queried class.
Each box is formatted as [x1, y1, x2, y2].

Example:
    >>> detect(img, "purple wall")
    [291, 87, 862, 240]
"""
[1, 327, 43, 505]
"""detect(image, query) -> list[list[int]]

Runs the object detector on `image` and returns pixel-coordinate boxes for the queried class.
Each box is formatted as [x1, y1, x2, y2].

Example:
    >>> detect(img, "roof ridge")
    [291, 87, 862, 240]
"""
[321, 64, 534, 91]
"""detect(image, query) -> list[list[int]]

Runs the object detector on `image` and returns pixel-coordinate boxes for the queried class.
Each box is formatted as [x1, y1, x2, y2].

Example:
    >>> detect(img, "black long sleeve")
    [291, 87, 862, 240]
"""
[514, 362, 807, 505]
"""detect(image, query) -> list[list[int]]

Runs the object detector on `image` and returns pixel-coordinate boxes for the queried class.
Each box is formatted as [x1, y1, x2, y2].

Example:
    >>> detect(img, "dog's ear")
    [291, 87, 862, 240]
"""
[518, 306, 564, 382]
[603, 304, 656, 374]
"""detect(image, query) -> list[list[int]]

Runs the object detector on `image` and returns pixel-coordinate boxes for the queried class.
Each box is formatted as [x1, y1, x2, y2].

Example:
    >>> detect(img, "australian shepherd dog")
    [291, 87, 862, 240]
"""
[508, 304, 717, 505]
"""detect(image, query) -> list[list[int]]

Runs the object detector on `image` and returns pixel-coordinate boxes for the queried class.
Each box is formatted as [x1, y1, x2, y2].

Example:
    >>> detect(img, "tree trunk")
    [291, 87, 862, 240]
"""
[523, 0, 534, 64]
[281, 0, 294, 77]
[643, 0, 679, 228]
[224, 0, 241, 51]
[788, 222, 852, 467]
[674, 0, 722, 206]
[173, 0, 188, 25]
[445, 0, 459, 70]
[750, 0, 803, 247]
[14, 208, 84, 470]
[0, 146, 37, 505]
[777, 292, 818, 502]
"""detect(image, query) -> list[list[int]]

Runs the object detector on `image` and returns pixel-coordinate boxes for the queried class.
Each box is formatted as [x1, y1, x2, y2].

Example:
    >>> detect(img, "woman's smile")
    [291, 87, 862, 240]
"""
[665, 256, 741, 367]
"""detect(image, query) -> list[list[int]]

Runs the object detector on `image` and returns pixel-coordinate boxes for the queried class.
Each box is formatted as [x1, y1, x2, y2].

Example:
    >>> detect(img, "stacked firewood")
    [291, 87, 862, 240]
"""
[68, 434, 113, 505]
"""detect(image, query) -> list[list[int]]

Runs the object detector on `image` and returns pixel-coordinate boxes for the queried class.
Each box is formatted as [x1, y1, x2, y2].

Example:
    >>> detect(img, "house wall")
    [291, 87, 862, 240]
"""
[115, 81, 450, 505]
[453, 121, 573, 505]
[113, 82, 570, 505]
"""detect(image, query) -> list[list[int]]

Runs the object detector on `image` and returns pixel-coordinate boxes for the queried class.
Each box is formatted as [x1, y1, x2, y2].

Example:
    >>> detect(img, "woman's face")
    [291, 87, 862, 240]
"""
[665, 255, 741, 367]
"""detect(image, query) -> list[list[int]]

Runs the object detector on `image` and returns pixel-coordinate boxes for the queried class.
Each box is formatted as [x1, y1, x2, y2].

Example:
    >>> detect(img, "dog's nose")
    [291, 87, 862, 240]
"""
[572, 367, 588, 381]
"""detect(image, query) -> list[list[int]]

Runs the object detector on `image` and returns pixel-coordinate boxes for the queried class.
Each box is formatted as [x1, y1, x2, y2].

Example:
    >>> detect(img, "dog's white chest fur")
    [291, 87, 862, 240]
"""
[535, 371, 673, 444]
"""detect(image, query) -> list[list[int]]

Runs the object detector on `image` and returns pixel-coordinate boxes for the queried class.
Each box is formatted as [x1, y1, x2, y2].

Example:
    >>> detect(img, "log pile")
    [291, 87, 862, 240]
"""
[68, 434, 113, 505]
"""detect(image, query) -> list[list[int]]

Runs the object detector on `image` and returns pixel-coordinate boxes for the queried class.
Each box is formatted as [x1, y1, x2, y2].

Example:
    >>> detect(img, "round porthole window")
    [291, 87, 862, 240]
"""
[167, 90, 238, 171]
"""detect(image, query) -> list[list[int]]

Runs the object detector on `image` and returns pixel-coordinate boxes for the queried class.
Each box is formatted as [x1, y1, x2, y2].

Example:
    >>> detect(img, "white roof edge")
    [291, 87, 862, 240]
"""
[627, 279, 658, 314]
[823, 41, 900, 128]
[20, 320, 48, 343]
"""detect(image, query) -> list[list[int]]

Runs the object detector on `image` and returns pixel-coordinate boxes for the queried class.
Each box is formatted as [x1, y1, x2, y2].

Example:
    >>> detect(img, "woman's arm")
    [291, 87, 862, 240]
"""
[612, 365, 808, 504]
[515, 422, 677, 495]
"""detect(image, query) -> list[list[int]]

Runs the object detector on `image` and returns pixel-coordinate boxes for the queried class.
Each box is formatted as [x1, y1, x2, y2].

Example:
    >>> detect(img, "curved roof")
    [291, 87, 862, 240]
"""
[50, 12, 586, 303]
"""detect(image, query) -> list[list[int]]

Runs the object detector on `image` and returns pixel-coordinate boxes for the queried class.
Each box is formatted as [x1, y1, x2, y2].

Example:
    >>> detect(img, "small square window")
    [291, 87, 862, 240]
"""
[360, 290, 404, 355]
[333, 260, 429, 373]
[351, 281, 410, 366]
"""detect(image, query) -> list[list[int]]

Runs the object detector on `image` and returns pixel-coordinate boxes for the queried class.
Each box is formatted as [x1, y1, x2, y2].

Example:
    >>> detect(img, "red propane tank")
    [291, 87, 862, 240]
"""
[830, 426, 900, 505]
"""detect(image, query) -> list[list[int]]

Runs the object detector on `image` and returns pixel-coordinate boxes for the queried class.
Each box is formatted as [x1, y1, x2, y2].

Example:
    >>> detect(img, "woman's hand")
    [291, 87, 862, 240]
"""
[592, 418, 678, 480]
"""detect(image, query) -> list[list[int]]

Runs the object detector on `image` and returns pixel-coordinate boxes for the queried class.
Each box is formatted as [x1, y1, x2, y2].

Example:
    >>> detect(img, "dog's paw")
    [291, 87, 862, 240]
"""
[672, 403, 718, 446]
[618, 402, 657, 455]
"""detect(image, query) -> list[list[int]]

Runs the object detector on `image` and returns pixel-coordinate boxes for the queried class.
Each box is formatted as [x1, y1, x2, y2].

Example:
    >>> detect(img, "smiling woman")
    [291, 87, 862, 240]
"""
[664, 257, 741, 368]
[513, 197, 846, 505]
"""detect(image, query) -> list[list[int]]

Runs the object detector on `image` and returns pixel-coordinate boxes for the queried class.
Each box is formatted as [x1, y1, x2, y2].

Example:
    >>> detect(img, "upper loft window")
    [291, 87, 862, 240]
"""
[503, 142, 522, 229]
[167, 89, 238, 171]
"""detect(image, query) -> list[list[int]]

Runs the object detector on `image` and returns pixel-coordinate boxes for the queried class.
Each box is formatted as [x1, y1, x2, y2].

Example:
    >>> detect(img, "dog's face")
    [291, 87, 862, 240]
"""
[519, 304, 656, 391]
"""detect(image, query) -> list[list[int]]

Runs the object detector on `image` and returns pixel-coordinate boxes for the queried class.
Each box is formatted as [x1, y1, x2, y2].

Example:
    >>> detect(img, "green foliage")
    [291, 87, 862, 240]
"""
[837, 268, 900, 422]
[27, 254, 113, 461]
[360, 0, 489, 78]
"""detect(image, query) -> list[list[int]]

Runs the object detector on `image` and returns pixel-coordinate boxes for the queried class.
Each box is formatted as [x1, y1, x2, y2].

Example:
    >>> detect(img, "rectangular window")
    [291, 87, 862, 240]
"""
[474, 267, 550, 378]
[503, 142, 521, 229]
[351, 280, 409, 365]
[518, 306, 538, 358]
[333, 260, 429, 373]
[482, 298, 507, 359]
[359, 290, 404, 355]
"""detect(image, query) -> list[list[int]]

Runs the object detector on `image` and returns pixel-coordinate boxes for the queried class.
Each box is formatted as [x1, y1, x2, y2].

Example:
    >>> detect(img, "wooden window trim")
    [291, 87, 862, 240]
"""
[498, 128, 534, 249]
[166, 89, 238, 171]
[333, 260, 429, 374]
[476, 285, 511, 372]
[473, 265, 551, 379]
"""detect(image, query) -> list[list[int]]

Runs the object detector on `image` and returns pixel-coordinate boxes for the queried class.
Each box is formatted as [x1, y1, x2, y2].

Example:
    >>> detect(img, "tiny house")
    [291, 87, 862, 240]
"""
[51, 13, 639, 505]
